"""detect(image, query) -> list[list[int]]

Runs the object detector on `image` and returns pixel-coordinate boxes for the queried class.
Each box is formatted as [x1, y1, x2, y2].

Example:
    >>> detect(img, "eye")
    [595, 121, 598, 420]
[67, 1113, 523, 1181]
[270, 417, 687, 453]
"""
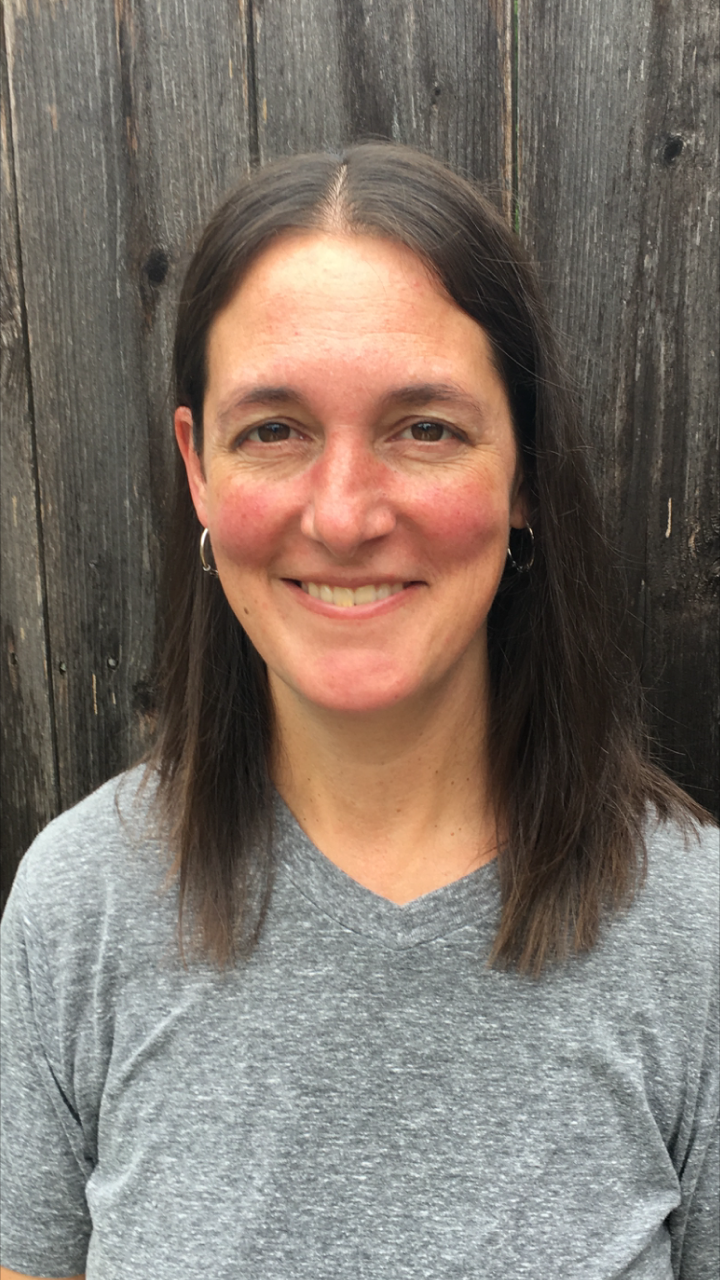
[400, 421, 456, 443]
[245, 422, 294, 443]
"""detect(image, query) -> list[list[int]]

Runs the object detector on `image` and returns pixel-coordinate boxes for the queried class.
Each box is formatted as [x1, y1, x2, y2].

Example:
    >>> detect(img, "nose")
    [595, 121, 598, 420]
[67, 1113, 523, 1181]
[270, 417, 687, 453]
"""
[300, 432, 396, 557]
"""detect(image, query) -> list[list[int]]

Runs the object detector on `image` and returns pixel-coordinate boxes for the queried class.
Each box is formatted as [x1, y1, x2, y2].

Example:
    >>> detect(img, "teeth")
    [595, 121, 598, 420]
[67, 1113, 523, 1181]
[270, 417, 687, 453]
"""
[301, 582, 405, 606]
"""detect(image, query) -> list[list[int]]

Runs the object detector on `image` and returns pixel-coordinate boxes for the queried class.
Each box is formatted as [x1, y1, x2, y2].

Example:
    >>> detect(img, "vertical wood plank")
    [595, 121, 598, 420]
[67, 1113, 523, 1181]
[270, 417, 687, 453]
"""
[108, 0, 254, 511]
[253, 0, 513, 206]
[0, 16, 59, 906]
[518, 0, 719, 811]
[3, 0, 252, 873]
[6, 0, 162, 812]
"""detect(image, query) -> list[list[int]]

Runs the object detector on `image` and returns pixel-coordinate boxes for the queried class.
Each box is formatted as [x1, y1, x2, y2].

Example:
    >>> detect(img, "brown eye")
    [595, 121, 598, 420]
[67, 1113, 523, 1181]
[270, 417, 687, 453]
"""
[249, 423, 292, 443]
[410, 421, 446, 442]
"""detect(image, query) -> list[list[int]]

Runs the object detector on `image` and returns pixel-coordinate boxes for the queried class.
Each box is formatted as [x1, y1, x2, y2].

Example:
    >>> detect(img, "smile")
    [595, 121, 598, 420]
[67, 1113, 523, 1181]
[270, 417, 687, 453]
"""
[300, 582, 406, 607]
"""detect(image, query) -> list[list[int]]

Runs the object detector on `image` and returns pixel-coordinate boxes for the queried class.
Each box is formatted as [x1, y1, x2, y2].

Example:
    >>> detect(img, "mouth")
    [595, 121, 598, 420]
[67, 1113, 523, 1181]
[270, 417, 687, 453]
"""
[287, 580, 417, 608]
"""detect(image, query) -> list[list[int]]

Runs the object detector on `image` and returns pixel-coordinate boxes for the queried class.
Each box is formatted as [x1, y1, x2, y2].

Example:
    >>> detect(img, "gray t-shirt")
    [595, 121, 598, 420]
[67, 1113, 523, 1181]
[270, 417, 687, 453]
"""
[1, 769, 718, 1279]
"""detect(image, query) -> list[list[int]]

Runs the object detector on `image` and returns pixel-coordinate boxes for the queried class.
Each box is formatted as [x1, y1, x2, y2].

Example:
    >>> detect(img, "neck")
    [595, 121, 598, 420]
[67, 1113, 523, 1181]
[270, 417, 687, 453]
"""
[269, 658, 501, 903]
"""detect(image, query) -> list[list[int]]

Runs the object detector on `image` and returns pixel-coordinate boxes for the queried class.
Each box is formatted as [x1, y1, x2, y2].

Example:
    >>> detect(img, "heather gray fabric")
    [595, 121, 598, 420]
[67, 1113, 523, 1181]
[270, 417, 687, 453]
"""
[1, 770, 718, 1280]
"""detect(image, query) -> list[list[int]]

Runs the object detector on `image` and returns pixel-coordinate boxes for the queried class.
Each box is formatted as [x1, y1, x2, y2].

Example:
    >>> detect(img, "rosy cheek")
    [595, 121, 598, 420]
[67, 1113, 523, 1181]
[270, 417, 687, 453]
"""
[409, 477, 507, 556]
[210, 481, 298, 564]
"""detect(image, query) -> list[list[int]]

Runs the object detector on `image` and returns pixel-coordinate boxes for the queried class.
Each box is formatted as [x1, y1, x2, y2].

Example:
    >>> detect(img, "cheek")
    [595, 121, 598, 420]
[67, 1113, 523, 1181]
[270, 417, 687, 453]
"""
[206, 466, 512, 570]
[209, 480, 296, 566]
[413, 475, 510, 563]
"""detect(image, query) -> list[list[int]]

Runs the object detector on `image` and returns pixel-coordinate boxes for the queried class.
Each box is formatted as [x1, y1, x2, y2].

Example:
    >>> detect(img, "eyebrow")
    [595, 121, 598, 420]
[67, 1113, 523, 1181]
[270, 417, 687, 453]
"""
[214, 381, 488, 426]
[215, 386, 308, 427]
[379, 382, 487, 416]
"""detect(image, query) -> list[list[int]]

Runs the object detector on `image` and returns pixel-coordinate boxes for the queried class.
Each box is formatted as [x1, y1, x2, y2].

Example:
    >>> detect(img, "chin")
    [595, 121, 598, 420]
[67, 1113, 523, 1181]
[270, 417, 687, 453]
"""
[310, 691, 409, 716]
[281, 663, 417, 716]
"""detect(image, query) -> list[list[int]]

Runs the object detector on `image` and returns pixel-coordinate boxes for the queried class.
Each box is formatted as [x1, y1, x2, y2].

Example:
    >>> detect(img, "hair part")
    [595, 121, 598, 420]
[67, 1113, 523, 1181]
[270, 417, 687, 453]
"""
[151, 142, 712, 976]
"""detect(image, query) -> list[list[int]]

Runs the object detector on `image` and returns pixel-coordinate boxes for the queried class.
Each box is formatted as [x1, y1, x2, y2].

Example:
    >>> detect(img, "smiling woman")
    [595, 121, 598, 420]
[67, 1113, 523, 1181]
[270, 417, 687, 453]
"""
[176, 233, 525, 734]
[1, 145, 717, 1280]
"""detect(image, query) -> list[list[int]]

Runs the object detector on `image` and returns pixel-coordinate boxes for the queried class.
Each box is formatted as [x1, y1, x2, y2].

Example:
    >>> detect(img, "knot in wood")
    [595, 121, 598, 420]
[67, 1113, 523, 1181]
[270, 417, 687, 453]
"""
[661, 135, 684, 166]
[144, 249, 170, 285]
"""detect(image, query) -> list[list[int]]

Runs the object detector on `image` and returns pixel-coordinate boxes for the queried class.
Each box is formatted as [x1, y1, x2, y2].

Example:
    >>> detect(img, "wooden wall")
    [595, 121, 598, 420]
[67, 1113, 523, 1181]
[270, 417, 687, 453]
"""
[2, 0, 718, 904]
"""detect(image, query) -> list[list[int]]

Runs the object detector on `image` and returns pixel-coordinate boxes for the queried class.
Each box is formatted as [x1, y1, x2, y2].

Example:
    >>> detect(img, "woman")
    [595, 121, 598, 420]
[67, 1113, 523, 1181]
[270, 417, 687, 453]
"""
[1, 144, 717, 1280]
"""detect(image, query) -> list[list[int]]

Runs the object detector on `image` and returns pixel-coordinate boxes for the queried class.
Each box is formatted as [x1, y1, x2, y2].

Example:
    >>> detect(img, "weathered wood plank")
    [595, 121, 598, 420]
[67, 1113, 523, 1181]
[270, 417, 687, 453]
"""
[108, 0, 255, 508]
[518, 0, 719, 811]
[3, 0, 252, 852]
[253, 0, 513, 207]
[5, 0, 162, 815]
[0, 16, 59, 907]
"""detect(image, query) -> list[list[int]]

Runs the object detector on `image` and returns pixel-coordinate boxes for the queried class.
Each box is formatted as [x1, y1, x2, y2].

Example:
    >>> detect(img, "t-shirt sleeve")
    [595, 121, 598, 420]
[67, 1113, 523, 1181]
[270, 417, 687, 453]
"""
[670, 1031, 720, 1279]
[668, 837, 720, 1280]
[674, 1118, 719, 1280]
[0, 861, 93, 1276]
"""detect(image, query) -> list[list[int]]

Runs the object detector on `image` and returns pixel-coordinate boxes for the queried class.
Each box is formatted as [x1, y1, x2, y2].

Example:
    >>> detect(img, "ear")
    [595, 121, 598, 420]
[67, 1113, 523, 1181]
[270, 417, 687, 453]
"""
[175, 407, 209, 528]
[509, 473, 529, 530]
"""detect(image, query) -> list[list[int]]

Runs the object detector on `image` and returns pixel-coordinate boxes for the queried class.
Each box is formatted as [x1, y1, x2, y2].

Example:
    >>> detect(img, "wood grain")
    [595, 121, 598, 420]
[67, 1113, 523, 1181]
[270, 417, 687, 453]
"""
[253, 0, 513, 207]
[0, 18, 59, 907]
[518, 0, 719, 811]
[5, 0, 162, 814]
[2, 0, 253, 889]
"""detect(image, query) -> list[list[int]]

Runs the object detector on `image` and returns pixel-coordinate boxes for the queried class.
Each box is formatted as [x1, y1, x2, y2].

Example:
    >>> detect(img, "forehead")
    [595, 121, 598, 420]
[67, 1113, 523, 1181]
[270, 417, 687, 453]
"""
[204, 231, 504, 404]
[230, 230, 445, 315]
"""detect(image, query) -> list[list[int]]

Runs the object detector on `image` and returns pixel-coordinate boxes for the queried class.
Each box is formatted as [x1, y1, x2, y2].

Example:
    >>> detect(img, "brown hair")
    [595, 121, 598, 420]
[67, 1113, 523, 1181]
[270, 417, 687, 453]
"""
[150, 142, 710, 974]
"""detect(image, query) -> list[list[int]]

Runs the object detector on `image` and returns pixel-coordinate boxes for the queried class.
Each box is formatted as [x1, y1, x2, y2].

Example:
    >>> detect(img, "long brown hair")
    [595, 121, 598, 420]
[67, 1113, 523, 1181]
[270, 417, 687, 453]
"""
[150, 143, 710, 974]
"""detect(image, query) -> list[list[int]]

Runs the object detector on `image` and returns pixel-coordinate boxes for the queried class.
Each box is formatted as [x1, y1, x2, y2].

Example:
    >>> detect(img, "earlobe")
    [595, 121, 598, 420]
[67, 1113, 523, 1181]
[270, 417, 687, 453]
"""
[174, 406, 208, 527]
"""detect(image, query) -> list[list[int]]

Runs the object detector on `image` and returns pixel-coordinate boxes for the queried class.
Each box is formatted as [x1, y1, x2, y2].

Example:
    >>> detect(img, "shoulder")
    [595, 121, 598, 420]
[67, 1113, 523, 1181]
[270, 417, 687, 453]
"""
[1, 767, 179, 1074]
[2, 766, 171, 954]
[600, 811, 719, 999]
[640, 812, 718, 939]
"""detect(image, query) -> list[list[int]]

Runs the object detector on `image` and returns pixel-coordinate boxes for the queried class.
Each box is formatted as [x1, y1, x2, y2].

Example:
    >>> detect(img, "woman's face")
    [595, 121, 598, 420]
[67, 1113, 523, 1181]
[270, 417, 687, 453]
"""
[176, 232, 526, 718]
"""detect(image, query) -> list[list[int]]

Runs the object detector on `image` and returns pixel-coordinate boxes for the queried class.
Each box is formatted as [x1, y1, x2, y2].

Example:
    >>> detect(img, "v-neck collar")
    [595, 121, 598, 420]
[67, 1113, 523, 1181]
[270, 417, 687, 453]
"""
[273, 795, 501, 950]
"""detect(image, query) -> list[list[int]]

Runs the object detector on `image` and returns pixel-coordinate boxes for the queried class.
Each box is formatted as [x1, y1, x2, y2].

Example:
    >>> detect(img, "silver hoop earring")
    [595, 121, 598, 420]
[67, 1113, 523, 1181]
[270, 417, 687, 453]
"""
[507, 524, 535, 573]
[199, 527, 219, 576]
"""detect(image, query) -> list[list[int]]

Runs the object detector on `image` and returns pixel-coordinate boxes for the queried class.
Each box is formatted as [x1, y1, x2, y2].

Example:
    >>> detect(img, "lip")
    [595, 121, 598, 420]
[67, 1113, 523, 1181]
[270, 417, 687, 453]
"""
[281, 578, 424, 617]
[286, 575, 415, 591]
